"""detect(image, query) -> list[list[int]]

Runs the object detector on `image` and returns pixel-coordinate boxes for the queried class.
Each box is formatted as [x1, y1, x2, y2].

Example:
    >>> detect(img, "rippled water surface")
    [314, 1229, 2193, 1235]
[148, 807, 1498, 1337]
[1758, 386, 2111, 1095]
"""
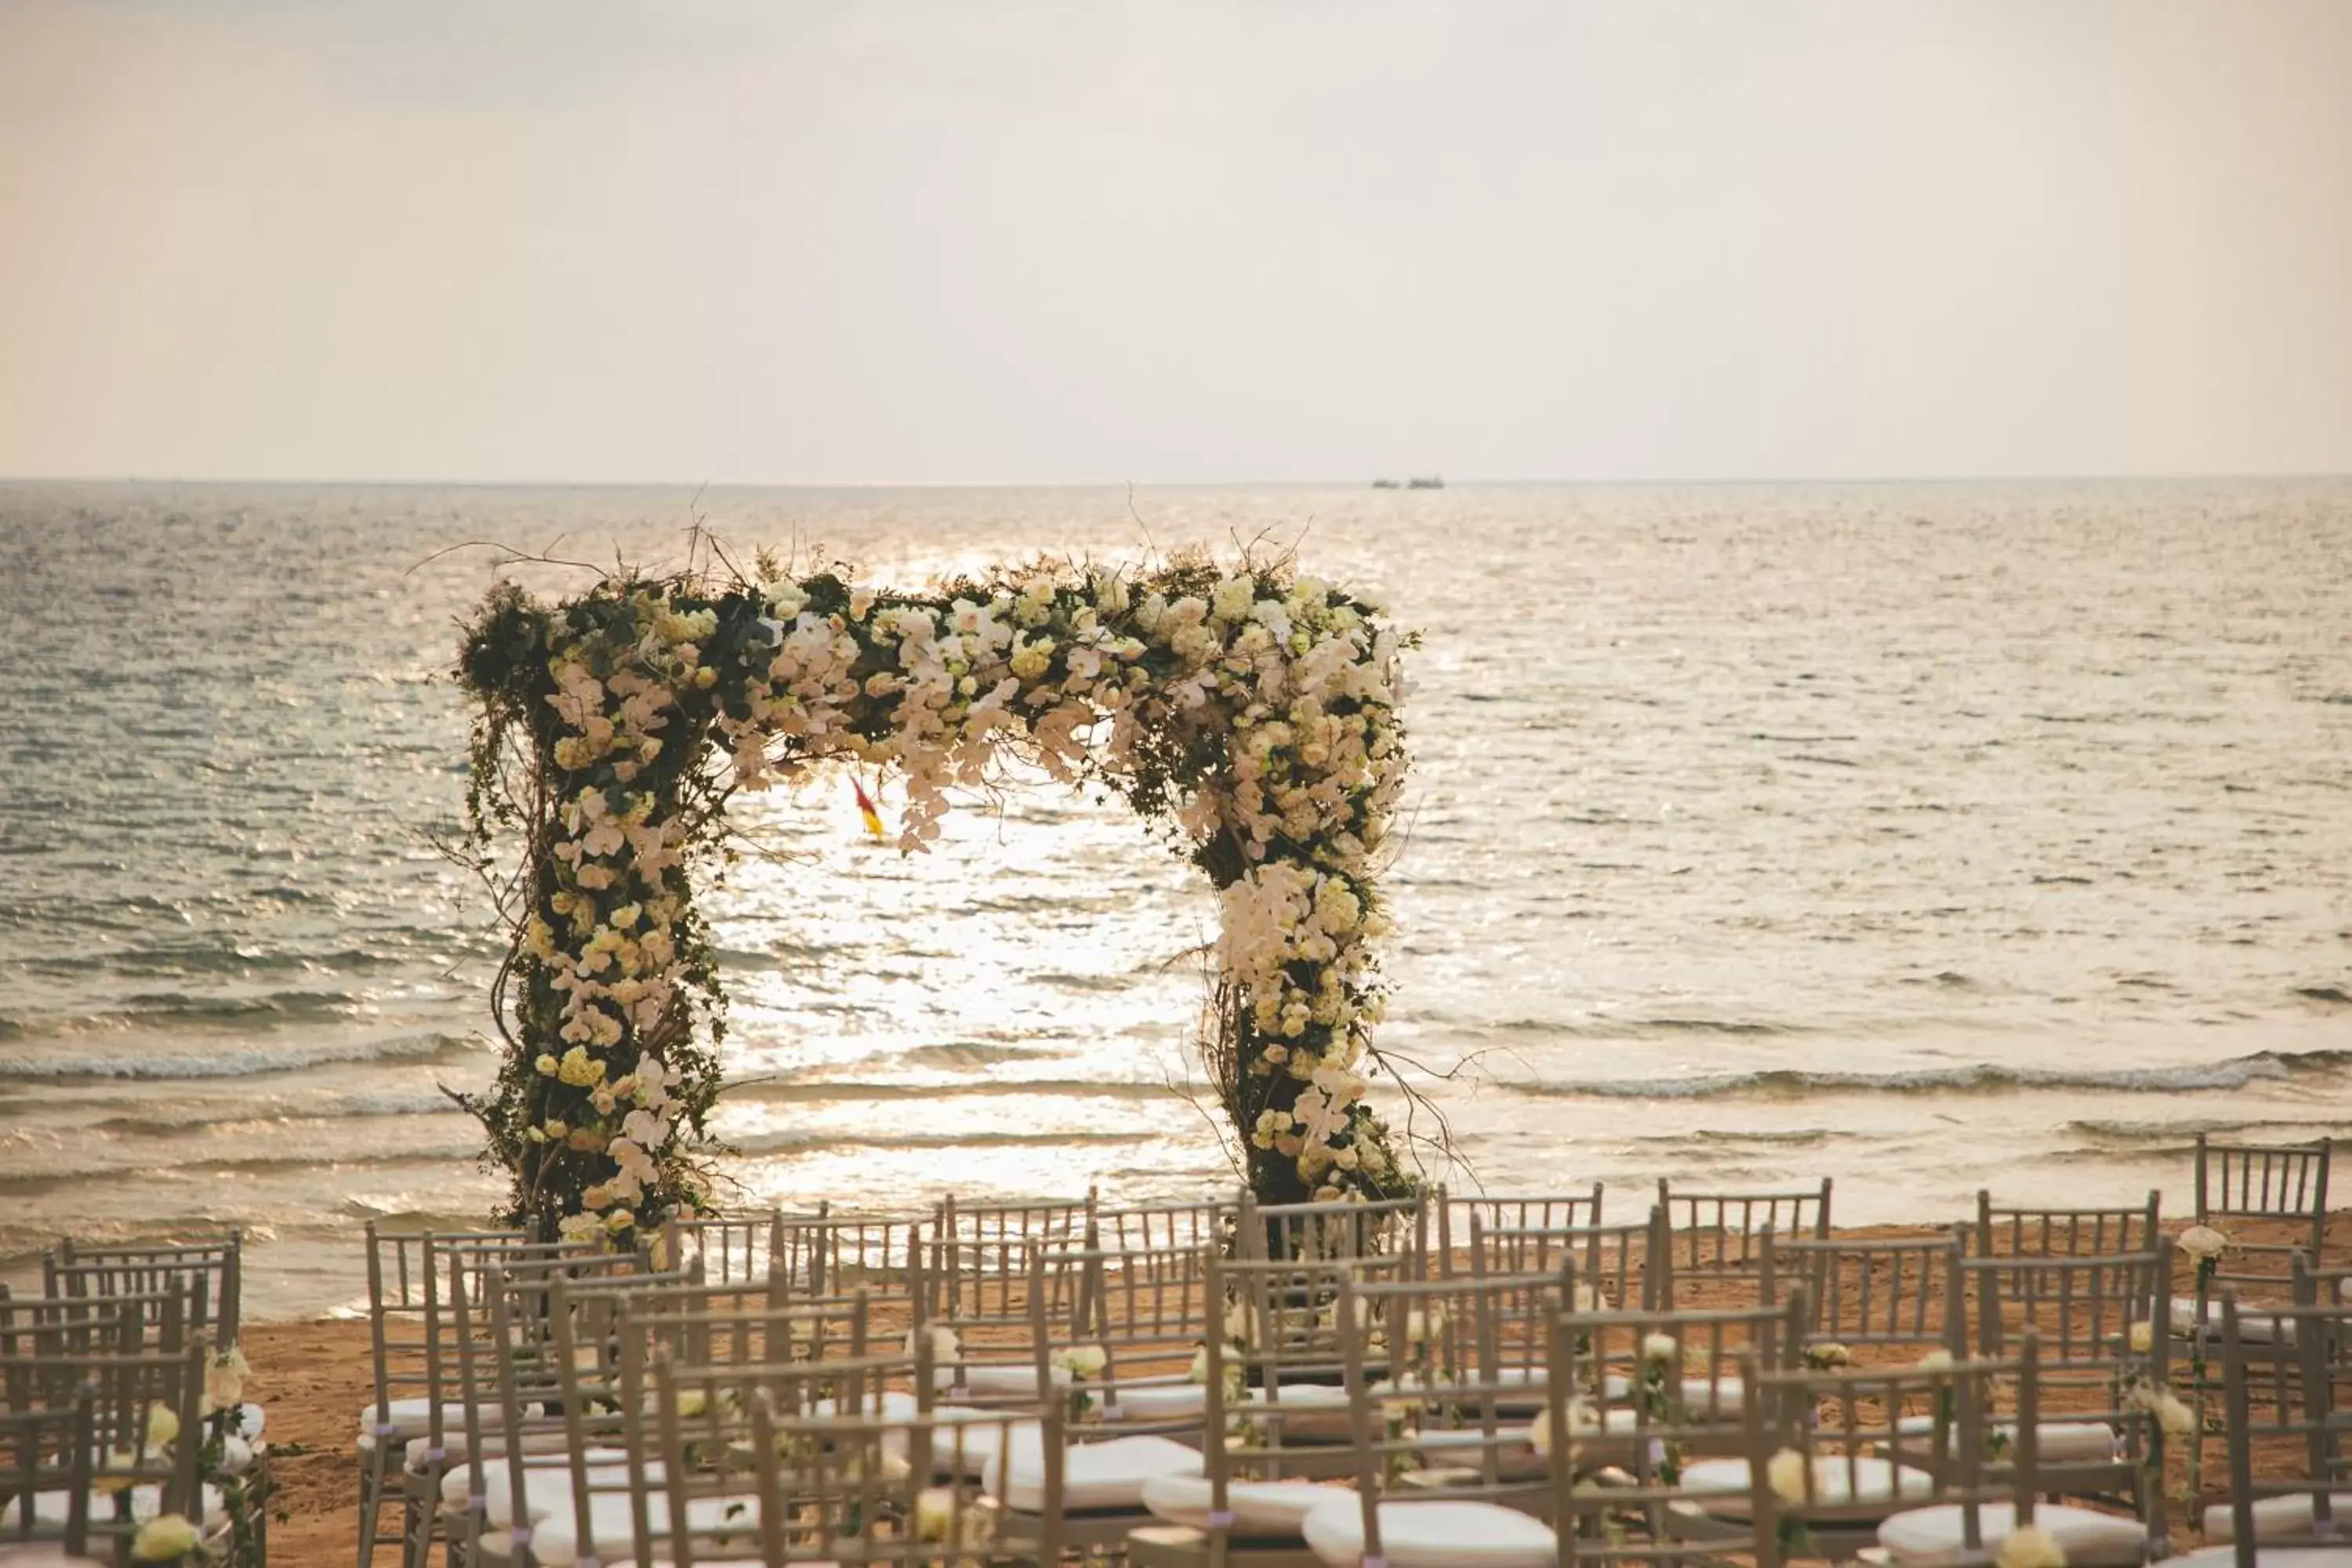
[3, 480, 2348, 1315]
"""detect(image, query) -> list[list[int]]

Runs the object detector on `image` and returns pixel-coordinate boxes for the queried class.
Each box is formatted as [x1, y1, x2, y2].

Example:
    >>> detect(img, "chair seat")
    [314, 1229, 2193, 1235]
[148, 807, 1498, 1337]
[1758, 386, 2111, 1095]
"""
[1892, 1415, 2120, 1465]
[525, 1488, 765, 1567]
[412, 1428, 573, 1478]
[1681, 1455, 1932, 1515]
[445, 1454, 637, 1525]
[988, 1432, 1202, 1514]
[1878, 1501, 2149, 1568]
[1, 1484, 226, 1534]
[1299, 1495, 1558, 1567]
[935, 1362, 1071, 1397]
[1142, 1474, 1352, 1536]
[1109, 1381, 1210, 1422]
[356, 1399, 476, 1449]
[2205, 1494, 2352, 1544]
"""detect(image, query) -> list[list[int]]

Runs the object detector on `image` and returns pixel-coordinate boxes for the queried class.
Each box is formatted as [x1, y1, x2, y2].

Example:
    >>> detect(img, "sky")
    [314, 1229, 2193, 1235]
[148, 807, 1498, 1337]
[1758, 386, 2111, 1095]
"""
[2, 2, 2349, 485]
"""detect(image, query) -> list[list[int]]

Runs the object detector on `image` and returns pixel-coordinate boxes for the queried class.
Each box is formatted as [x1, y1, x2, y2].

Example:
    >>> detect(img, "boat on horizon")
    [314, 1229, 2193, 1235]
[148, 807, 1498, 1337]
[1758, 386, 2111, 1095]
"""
[1406, 474, 1444, 489]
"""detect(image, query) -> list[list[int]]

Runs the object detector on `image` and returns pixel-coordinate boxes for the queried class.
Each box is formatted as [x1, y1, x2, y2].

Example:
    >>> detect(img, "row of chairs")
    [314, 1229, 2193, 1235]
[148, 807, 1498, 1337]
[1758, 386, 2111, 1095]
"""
[352, 1185, 2350, 1568]
[343, 1156, 2238, 1567]
[2, 1232, 262, 1566]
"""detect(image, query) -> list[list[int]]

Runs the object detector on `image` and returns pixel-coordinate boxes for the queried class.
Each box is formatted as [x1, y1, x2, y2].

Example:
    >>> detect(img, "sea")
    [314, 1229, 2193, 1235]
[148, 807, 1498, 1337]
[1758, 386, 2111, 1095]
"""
[2, 479, 2348, 1318]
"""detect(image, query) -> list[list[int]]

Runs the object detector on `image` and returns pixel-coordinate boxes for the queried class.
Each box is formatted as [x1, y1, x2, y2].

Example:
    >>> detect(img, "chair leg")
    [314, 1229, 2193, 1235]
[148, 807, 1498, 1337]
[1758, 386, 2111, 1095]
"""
[357, 1447, 390, 1567]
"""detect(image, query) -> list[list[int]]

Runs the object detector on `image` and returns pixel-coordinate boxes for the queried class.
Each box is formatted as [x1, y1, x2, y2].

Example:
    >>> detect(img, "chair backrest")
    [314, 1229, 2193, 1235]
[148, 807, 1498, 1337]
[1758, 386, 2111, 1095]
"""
[1471, 1209, 1662, 1312]
[2197, 1133, 2332, 1259]
[777, 1210, 926, 1297]
[657, 1207, 789, 1285]
[1088, 1197, 1234, 1254]
[0, 1387, 95, 1550]
[45, 1232, 241, 1348]
[1762, 1228, 1967, 1357]
[1236, 1190, 1428, 1268]
[1973, 1190, 2161, 1263]
[1744, 1338, 2044, 1568]
[1436, 1184, 1606, 1269]
[936, 1190, 1094, 1251]
[1656, 1178, 1832, 1305]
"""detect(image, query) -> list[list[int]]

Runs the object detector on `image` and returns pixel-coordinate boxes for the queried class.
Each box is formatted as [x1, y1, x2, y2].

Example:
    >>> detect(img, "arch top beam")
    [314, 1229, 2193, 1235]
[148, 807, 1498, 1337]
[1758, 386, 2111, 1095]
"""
[456, 552, 1414, 1240]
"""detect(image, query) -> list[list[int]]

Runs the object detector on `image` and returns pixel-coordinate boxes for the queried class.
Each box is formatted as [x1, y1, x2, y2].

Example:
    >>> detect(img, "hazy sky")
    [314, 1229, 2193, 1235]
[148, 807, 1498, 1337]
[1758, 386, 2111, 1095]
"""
[3, 2, 2349, 484]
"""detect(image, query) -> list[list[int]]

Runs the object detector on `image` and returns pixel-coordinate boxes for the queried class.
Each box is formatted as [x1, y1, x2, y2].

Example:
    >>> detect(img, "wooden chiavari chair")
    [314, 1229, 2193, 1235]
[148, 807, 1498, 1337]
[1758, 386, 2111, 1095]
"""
[1293, 1270, 1566, 1567]
[0, 1327, 211, 1566]
[2198, 1288, 2352, 1559]
[1963, 1245, 2171, 1552]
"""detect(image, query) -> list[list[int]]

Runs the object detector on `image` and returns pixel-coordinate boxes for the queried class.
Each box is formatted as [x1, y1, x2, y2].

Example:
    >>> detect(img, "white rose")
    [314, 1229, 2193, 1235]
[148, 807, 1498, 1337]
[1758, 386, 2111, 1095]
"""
[2128, 1321, 2154, 1355]
[1917, 1349, 1955, 1374]
[1641, 1333, 1679, 1367]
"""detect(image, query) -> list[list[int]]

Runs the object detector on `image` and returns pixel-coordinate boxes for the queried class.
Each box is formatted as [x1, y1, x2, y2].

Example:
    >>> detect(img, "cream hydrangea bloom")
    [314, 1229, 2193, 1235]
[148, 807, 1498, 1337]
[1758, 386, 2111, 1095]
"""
[131, 1514, 201, 1563]
[1996, 1523, 2067, 1568]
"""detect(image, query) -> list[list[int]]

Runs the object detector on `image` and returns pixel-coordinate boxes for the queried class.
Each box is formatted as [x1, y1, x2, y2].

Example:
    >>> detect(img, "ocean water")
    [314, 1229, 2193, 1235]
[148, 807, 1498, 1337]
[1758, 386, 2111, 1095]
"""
[2, 478, 2348, 1317]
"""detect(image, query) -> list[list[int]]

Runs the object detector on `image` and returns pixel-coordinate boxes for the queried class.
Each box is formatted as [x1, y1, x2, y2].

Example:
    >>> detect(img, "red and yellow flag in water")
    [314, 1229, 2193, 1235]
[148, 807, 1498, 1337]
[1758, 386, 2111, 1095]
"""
[851, 776, 885, 841]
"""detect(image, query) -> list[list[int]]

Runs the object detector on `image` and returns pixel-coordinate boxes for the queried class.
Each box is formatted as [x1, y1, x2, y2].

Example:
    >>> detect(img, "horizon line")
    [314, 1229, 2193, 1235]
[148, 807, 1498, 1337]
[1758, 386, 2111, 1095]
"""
[4, 470, 2350, 490]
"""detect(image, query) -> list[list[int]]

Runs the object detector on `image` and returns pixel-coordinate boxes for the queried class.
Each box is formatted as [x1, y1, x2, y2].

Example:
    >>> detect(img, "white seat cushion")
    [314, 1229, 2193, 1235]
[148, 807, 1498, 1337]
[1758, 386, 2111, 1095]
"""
[1106, 1381, 1210, 1422]
[2, 1483, 226, 1532]
[1893, 1415, 2120, 1465]
[935, 1362, 1069, 1397]
[1879, 1502, 2149, 1568]
[1142, 1473, 1352, 1536]
[357, 1399, 475, 1449]
[524, 1488, 764, 1567]
[455, 1454, 637, 1526]
[1300, 1494, 1558, 1567]
[1682, 1455, 1932, 1515]
[2205, 1494, 2352, 1544]
[986, 1432, 1201, 1514]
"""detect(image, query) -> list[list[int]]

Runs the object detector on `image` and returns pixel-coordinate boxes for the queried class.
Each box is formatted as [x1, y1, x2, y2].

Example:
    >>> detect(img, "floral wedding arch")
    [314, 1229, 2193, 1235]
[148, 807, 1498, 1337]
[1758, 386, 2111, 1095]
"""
[455, 552, 1414, 1242]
